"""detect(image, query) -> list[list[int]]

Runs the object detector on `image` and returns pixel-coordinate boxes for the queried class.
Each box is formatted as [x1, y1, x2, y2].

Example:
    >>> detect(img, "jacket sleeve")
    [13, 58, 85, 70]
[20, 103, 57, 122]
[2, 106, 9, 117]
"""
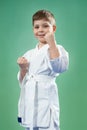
[50, 45, 69, 73]
[17, 71, 28, 88]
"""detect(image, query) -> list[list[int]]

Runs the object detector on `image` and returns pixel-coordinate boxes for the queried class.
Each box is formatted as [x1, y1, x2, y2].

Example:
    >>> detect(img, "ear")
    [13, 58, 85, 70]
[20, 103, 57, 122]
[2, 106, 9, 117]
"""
[53, 25, 56, 32]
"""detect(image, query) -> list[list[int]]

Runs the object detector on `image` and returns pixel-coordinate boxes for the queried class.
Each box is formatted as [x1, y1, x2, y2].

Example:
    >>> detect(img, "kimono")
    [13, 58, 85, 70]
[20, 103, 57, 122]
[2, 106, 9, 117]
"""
[17, 44, 69, 130]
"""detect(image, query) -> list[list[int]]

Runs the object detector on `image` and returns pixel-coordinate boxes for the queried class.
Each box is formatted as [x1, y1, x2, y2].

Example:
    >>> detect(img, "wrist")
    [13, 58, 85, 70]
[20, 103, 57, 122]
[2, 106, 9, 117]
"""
[20, 67, 28, 72]
[49, 41, 57, 50]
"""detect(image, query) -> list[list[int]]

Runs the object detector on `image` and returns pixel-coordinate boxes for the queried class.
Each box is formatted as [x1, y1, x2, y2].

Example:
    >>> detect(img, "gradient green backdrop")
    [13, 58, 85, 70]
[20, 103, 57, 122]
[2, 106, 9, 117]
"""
[0, 0, 87, 130]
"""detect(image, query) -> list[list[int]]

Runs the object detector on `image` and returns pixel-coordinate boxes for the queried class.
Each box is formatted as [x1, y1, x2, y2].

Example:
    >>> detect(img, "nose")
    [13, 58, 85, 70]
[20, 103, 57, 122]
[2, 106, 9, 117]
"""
[38, 26, 43, 32]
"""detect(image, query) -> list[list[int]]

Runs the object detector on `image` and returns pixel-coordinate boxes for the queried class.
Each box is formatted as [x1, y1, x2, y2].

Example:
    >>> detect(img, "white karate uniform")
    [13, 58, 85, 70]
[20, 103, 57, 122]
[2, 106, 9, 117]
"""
[17, 44, 69, 130]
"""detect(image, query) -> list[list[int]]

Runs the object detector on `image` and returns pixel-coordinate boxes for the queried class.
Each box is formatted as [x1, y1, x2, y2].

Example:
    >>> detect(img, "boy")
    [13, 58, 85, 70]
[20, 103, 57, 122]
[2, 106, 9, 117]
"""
[17, 10, 69, 130]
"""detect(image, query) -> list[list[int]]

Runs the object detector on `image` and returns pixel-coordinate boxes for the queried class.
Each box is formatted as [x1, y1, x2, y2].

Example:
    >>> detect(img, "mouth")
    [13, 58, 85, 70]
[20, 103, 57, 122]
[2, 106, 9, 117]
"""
[38, 34, 45, 37]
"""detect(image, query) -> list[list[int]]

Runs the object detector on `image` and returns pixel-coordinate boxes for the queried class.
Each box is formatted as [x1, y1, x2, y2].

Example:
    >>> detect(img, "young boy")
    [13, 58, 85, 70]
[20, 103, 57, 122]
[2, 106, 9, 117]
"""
[17, 10, 69, 130]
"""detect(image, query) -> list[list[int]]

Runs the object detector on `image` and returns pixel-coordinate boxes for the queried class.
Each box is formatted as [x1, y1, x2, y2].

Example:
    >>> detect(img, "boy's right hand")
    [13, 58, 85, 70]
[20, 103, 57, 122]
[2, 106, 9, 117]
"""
[17, 57, 29, 70]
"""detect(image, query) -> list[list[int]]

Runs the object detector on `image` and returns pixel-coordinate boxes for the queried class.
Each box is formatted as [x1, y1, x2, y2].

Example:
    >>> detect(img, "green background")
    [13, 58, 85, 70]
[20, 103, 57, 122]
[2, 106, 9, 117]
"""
[0, 0, 87, 130]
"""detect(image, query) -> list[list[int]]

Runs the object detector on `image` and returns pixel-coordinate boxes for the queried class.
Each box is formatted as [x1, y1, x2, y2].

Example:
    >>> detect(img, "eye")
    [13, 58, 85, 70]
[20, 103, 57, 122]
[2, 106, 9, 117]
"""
[34, 26, 39, 29]
[43, 24, 49, 28]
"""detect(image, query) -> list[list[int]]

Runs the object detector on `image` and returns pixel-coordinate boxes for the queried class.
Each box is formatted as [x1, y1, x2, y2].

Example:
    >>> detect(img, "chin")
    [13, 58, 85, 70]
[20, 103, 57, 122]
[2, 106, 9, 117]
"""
[40, 41, 47, 44]
[39, 39, 47, 44]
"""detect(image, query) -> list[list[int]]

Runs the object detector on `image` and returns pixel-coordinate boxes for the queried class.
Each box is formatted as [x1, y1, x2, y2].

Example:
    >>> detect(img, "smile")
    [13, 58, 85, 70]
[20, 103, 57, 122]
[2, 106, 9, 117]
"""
[38, 34, 45, 36]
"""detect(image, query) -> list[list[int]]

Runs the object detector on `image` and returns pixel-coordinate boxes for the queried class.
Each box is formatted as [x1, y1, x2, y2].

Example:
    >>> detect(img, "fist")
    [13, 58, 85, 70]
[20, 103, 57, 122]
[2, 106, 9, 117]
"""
[44, 32, 55, 45]
[17, 57, 29, 70]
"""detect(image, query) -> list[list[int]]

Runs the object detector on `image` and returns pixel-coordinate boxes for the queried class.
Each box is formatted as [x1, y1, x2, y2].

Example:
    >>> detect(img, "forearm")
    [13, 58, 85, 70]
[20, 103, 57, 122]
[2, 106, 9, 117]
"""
[50, 45, 69, 73]
[49, 42, 60, 59]
[19, 68, 28, 83]
[17, 57, 29, 83]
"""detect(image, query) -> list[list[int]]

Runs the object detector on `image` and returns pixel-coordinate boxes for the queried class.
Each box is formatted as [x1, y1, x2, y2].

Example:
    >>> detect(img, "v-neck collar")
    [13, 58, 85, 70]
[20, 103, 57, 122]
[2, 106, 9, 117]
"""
[35, 43, 49, 52]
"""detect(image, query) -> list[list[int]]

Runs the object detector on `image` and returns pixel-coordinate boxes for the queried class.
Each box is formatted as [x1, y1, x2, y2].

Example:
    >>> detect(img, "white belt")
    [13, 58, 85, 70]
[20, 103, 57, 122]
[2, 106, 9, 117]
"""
[27, 74, 55, 81]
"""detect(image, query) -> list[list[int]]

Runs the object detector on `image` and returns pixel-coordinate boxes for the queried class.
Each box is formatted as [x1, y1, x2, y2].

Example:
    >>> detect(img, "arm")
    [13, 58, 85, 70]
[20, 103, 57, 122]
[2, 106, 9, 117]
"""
[48, 41, 60, 59]
[50, 46, 69, 73]
[45, 32, 69, 73]
[17, 57, 29, 83]
[45, 31, 60, 59]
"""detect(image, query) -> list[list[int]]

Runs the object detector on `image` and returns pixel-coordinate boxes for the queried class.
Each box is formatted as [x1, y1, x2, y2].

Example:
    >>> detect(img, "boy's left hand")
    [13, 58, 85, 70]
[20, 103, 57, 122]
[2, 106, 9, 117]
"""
[44, 32, 56, 47]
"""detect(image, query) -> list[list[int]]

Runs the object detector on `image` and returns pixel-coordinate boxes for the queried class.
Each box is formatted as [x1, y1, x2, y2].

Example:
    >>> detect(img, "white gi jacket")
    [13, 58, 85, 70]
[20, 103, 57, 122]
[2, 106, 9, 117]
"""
[17, 44, 69, 129]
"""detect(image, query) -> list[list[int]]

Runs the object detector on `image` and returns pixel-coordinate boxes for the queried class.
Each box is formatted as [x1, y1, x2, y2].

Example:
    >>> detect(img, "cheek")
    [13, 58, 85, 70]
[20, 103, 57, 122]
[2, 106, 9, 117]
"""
[46, 29, 52, 34]
[47, 27, 53, 33]
[33, 30, 37, 36]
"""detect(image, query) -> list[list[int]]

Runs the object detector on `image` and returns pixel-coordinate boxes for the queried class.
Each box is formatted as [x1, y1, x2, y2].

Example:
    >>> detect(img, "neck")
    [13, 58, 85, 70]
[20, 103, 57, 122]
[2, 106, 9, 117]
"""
[38, 42, 47, 49]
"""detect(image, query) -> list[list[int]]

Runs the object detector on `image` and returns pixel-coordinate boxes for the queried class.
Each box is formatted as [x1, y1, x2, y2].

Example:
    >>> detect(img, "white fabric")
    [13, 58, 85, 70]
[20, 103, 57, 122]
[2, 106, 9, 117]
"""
[25, 107, 60, 130]
[17, 44, 69, 130]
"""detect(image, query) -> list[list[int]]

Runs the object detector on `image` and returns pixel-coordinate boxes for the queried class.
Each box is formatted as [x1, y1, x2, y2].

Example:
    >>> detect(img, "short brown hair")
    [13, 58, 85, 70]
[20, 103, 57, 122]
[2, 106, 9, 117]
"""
[32, 10, 56, 25]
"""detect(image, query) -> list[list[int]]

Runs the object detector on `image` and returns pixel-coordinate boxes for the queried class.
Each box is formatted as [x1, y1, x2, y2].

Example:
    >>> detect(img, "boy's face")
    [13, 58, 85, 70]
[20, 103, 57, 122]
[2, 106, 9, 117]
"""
[33, 19, 56, 43]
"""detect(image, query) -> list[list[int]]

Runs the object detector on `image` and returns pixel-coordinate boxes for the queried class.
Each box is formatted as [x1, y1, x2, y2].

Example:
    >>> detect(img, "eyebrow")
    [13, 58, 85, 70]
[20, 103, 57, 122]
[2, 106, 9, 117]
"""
[34, 22, 50, 26]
